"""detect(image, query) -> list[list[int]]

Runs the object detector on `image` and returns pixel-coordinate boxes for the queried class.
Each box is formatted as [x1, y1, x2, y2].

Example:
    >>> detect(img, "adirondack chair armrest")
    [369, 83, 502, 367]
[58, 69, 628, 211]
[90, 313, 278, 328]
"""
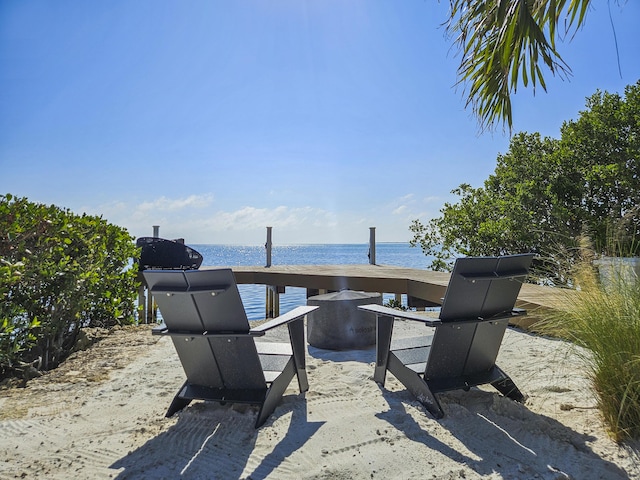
[251, 305, 319, 333]
[357, 304, 442, 327]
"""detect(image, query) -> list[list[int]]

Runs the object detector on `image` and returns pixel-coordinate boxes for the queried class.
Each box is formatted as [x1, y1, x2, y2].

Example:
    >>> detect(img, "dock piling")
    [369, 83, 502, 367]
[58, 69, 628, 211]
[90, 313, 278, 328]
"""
[369, 227, 376, 265]
[265, 226, 272, 268]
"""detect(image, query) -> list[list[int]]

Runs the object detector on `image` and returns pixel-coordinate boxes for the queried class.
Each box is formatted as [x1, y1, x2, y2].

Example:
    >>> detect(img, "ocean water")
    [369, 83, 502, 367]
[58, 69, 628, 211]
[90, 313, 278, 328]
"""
[190, 243, 430, 320]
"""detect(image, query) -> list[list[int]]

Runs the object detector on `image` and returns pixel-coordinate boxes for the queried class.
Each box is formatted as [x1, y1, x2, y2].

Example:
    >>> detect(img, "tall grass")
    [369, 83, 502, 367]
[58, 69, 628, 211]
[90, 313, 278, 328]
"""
[546, 246, 640, 442]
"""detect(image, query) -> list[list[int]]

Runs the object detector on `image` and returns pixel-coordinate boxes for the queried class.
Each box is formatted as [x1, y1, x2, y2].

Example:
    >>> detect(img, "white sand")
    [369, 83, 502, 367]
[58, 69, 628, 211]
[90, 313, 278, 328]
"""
[1, 323, 638, 479]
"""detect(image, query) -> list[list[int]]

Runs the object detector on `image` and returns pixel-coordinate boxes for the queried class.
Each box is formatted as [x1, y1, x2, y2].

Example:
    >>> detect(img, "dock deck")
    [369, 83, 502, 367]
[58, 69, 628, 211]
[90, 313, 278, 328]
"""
[227, 264, 567, 323]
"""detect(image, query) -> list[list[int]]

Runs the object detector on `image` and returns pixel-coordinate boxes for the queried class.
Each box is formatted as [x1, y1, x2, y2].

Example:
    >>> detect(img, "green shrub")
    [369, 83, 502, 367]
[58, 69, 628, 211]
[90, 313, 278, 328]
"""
[0, 259, 40, 373]
[0, 194, 139, 378]
[383, 298, 407, 311]
[545, 247, 640, 442]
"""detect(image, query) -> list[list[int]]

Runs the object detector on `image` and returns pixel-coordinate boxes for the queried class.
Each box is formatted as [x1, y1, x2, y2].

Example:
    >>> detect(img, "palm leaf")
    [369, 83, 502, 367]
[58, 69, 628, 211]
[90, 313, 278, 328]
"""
[446, 0, 593, 131]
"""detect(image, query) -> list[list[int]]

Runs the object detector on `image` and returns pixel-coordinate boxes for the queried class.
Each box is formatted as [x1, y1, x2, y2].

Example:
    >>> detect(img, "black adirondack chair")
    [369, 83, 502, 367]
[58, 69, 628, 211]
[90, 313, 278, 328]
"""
[144, 268, 318, 428]
[358, 253, 534, 418]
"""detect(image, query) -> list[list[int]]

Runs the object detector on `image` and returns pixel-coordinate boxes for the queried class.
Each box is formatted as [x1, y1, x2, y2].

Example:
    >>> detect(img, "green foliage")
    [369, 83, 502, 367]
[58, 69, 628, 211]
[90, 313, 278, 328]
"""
[0, 194, 139, 378]
[560, 84, 640, 254]
[446, 0, 596, 131]
[383, 298, 407, 311]
[0, 259, 40, 371]
[411, 81, 640, 285]
[541, 245, 640, 442]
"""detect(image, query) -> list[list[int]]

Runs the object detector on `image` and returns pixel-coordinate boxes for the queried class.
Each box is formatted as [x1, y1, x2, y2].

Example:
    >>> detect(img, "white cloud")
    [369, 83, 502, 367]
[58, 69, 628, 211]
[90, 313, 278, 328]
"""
[392, 205, 408, 215]
[422, 195, 442, 204]
[136, 194, 214, 213]
[78, 195, 427, 244]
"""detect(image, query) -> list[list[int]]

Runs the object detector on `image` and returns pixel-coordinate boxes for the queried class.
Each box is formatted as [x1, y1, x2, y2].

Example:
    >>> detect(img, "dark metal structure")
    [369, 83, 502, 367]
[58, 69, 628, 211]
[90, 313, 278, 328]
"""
[143, 268, 317, 428]
[136, 237, 203, 270]
[358, 253, 534, 418]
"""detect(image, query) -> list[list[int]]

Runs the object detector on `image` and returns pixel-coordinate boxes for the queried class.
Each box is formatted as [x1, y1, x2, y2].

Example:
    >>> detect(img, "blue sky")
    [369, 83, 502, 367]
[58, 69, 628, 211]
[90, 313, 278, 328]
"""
[1, 1, 639, 245]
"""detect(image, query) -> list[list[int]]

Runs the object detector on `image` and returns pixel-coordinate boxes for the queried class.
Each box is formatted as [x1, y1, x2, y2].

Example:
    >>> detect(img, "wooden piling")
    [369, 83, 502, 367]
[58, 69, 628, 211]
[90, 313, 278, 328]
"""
[369, 227, 376, 265]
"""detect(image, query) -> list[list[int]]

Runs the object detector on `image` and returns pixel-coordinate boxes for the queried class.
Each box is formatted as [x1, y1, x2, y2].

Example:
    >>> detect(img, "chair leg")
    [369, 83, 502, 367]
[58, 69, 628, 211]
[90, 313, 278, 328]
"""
[166, 382, 193, 417]
[288, 317, 309, 393]
[374, 314, 394, 385]
[490, 366, 526, 403]
[387, 354, 444, 419]
[256, 358, 297, 428]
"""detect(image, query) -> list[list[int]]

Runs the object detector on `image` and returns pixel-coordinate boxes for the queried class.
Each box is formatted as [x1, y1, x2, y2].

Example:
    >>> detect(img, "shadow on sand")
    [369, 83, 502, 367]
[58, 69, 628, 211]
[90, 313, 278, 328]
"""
[110, 394, 323, 479]
[376, 387, 634, 479]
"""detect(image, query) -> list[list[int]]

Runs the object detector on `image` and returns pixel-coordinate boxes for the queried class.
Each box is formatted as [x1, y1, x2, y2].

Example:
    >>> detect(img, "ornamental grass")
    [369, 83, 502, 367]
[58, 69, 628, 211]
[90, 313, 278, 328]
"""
[545, 249, 640, 442]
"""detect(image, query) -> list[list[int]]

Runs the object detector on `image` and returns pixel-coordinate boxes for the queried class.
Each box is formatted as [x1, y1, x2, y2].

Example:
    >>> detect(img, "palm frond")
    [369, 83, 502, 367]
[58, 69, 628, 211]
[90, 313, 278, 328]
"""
[446, 0, 592, 131]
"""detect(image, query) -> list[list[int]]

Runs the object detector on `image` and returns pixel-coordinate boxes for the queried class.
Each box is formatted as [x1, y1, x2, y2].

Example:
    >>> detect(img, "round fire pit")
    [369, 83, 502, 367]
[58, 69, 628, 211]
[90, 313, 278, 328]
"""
[306, 290, 382, 350]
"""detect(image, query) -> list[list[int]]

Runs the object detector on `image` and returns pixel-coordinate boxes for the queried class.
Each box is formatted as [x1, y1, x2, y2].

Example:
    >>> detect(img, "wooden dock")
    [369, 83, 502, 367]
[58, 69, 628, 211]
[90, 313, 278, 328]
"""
[226, 264, 568, 327]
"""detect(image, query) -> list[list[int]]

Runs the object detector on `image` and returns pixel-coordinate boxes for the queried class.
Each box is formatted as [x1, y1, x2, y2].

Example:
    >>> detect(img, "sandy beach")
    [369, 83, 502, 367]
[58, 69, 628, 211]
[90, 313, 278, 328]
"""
[1, 322, 638, 479]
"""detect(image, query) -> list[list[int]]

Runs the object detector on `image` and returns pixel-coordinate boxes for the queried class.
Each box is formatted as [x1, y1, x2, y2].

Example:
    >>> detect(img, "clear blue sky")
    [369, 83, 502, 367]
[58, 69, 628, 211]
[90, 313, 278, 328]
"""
[1, 1, 639, 245]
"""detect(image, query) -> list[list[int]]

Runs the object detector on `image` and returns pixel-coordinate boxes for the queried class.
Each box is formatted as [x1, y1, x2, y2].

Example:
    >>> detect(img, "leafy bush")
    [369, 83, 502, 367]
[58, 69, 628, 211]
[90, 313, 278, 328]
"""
[0, 259, 40, 373]
[411, 81, 640, 285]
[383, 298, 407, 311]
[0, 194, 139, 378]
[542, 244, 640, 442]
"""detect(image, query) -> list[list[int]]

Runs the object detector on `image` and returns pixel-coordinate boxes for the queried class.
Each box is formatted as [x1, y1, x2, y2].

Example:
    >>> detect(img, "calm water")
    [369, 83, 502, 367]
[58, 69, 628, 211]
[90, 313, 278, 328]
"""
[189, 243, 430, 320]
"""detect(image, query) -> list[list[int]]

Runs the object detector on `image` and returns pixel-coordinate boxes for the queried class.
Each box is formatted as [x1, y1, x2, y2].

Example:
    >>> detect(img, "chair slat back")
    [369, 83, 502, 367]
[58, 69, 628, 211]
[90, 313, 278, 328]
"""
[439, 257, 499, 321]
[439, 254, 534, 321]
[481, 254, 533, 318]
[424, 322, 477, 379]
[184, 269, 250, 332]
[144, 269, 265, 390]
[425, 254, 534, 380]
